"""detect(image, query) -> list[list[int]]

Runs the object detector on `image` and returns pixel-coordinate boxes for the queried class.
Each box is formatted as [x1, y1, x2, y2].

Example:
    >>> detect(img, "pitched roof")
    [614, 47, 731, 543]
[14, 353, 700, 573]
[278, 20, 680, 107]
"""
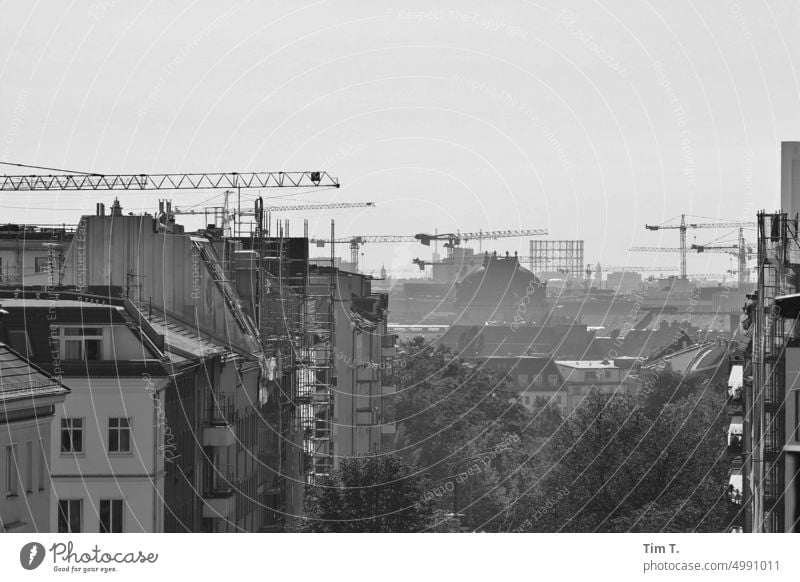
[0, 343, 67, 401]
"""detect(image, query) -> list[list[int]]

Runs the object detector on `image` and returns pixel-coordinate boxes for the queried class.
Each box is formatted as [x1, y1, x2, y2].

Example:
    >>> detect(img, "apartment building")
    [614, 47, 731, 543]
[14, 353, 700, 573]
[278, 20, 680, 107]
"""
[465, 355, 565, 411]
[0, 341, 69, 532]
[0, 294, 170, 532]
[51, 205, 275, 531]
[0, 223, 74, 286]
[730, 142, 800, 532]
[555, 360, 637, 411]
[325, 268, 397, 465]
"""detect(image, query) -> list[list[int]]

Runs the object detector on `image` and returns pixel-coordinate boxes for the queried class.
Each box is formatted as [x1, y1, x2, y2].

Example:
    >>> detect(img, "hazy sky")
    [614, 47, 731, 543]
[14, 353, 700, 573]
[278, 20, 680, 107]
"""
[1, 0, 798, 277]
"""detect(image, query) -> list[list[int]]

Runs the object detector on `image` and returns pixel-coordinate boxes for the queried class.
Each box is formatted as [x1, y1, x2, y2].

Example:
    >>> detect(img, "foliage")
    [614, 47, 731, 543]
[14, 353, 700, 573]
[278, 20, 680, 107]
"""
[392, 339, 732, 533]
[526, 390, 730, 532]
[300, 454, 435, 532]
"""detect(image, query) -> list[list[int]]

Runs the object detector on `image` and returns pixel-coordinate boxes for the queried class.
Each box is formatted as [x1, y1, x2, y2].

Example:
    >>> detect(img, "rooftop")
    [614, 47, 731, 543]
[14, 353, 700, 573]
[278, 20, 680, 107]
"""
[555, 359, 618, 369]
[0, 343, 67, 401]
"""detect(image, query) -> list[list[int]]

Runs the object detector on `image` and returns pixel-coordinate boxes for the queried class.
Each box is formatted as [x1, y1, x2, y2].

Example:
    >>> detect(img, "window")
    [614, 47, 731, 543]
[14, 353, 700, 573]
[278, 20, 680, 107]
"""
[38, 439, 47, 491]
[99, 499, 124, 533]
[534, 375, 544, 387]
[61, 418, 84, 453]
[34, 256, 51, 273]
[5, 444, 18, 496]
[355, 409, 374, 426]
[25, 441, 33, 493]
[7, 329, 32, 357]
[524, 396, 530, 405]
[585, 371, 598, 382]
[60, 327, 104, 360]
[108, 418, 131, 453]
[796, 391, 800, 442]
[604, 370, 613, 379]
[57, 499, 82, 533]
[548, 374, 559, 387]
[518, 374, 529, 386]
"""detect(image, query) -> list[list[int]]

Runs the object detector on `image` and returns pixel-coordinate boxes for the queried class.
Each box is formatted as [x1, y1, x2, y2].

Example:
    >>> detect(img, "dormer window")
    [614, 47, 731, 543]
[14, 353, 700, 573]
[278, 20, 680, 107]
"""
[60, 327, 105, 360]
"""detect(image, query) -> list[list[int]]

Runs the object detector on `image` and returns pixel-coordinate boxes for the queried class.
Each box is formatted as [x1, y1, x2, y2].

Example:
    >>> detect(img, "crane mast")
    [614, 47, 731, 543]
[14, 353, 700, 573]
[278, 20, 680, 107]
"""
[643, 215, 755, 282]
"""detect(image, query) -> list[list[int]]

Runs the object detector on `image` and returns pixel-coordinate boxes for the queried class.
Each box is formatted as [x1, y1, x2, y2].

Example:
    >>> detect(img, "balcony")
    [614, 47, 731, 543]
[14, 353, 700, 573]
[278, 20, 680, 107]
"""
[727, 416, 743, 452]
[207, 396, 235, 426]
[202, 490, 235, 519]
[203, 425, 236, 447]
[727, 365, 743, 401]
[381, 423, 396, 436]
[727, 470, 743, 506]
[203, 465, 235, 519]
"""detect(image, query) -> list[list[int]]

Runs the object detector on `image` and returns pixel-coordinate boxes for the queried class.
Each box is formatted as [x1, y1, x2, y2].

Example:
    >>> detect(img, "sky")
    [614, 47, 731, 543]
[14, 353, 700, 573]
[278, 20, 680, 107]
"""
[1, 0, 798, 278]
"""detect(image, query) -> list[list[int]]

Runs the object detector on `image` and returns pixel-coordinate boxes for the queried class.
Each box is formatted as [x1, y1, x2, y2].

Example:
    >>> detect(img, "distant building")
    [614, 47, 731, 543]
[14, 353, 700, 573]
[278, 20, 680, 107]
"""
[0, 341, 69, 532]
[0, 223, 74, 286]
[606, 271, 642, 294]
[455, 252, 547, 326]
[467, 356, 566, 410]
[555, 360, 637, 411]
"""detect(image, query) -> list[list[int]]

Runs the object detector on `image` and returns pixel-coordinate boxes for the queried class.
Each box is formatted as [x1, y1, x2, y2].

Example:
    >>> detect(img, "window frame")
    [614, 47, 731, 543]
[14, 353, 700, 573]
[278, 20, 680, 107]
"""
[24, 441, 33, 494]
[38, 438, 47, 492]
[34, 256, 51, 273]
[5, 444, 18, 496]
[59, 326, 105, 361]
[108, 417, 132, 454]
[99, 499, 124, 533]
[60, 417, 84, 454]
[57, 499, 82, 533]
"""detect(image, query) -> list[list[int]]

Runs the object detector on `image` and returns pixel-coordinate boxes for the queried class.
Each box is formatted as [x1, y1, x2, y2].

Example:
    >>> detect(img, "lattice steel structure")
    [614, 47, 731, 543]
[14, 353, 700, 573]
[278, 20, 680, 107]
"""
[0, 171, 339, 191]
[529, 240, 585, 279]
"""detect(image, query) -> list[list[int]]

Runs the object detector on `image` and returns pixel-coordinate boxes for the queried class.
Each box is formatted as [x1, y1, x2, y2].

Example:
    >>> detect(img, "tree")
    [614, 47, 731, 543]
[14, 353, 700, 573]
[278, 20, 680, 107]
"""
[526, 390, 730, 532]
[392, 339, 542, 531]
[639, 368, 703, 416]
[300, 454, 435, 532]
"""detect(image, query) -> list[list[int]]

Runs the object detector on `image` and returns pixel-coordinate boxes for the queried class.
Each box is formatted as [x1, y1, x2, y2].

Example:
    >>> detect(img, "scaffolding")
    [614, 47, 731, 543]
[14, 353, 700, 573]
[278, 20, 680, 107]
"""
[257, 218, 336, 498]
[529, 240, 585, 279]
[304, 222, 336, 479]
[749, 211, 800, 532]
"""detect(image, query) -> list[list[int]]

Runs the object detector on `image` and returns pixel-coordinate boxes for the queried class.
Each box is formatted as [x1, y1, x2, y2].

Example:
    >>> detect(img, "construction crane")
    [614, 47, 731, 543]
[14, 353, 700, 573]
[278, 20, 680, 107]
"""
[312, 228, 548, 272]
[0, 166, 341, 240]
[644, 215, 756, 280]
[172, 200, 374, 237]
[174, 202, 373, 215]
[601, 265, 680, 272]
[0, 170, 339, 190]
[631, 234, 754, 289]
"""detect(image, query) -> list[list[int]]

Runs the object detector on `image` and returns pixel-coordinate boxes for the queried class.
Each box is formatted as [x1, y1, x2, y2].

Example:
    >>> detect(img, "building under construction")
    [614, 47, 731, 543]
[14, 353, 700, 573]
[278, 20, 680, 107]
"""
[731, 142, 800, 532]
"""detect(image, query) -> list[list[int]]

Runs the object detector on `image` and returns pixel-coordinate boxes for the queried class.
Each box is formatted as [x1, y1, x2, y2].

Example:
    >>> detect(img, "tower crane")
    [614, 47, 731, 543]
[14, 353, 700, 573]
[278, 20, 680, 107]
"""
[172, 200, 374, 237]
[0, 169, 339, 190]
[631, 231, 754, 289]
[600, 265, 680, 272]
[311, 228, 548, 272]
[644, 215, 756, 280]
[0, 165, 341, 239]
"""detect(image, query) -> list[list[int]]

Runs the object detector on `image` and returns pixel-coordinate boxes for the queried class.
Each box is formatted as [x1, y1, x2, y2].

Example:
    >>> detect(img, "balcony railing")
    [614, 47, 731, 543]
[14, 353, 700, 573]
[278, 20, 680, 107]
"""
[207, 395, 235, 426]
